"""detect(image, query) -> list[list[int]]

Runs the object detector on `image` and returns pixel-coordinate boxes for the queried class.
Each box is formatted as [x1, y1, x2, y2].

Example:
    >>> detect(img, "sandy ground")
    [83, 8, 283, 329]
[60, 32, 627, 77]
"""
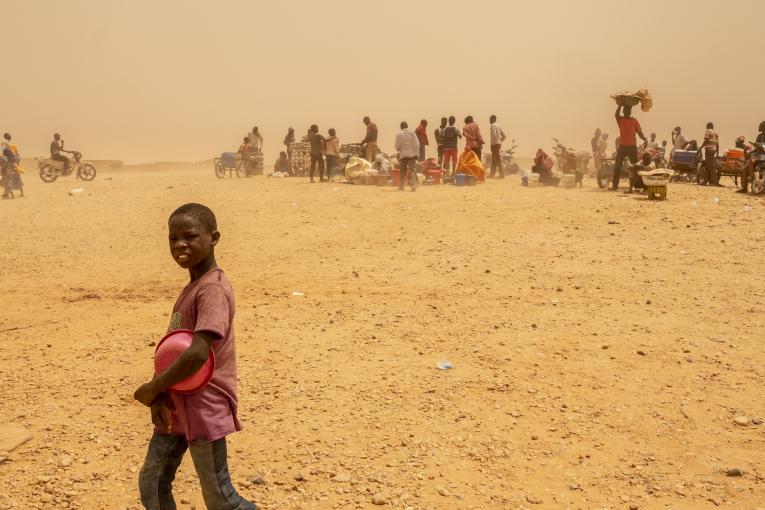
[0, 165, 763, 510]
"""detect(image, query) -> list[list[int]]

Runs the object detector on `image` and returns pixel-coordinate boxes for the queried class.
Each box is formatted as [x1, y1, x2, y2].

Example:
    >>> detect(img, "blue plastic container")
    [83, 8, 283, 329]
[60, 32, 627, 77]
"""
[221, 152, 237, 167]
[455, 173, 466, 186]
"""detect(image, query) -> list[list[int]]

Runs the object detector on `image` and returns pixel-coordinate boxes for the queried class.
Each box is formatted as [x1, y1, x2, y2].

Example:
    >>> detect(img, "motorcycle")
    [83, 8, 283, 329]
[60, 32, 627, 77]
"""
[38, 151, 96, 183]
[748, 141, 765, 194]
[553, 138, 590, 186]
[481, 139, 520, 175]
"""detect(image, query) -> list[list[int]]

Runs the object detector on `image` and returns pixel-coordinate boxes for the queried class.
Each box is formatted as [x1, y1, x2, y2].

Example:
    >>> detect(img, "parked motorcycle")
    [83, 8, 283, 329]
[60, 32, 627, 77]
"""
[38, 151, 96, 183]
[481, 140, 520, 175]
[748, 141, 765, 194]
[552, 138, 591, 175]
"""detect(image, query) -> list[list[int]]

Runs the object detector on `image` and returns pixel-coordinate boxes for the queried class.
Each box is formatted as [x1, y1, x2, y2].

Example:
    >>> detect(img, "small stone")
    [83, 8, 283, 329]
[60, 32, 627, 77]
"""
[752, 418, 763, 425]
[251, 475, 266, 485]
[531, 434, 539, 440]
[437, 486, 449, 497]
[630, 505, 639, 510]
[620, 495, 630, 502]
[637, 350, 646, 356]
[526, 494, 543, 504]
[180, 498, 190, 504]
[293, 473, 305, 482]
[733, 416, 750, 426]
[726, 468, 743, 477]
[332, 473, 351, 483]
[646, 299, 652, 304]
[371, 494, 388, 505]
[59, 455, 72, 467]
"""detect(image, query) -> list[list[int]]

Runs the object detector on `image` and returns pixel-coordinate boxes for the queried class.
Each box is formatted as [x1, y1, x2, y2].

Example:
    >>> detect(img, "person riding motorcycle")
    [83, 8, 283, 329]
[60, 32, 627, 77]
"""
[50, 133, 70, 173]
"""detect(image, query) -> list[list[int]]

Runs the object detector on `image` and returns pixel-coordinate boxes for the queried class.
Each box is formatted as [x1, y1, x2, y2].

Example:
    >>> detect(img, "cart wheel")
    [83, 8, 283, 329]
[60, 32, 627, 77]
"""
[236, 162, 247, 178]
[214, 161, 225, 179]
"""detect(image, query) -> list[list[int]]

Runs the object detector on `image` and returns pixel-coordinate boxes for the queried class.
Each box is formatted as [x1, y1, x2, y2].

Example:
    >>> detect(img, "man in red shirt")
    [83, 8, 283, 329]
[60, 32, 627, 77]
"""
[415, 119, 429, 162]
[613, 105, 647, 190]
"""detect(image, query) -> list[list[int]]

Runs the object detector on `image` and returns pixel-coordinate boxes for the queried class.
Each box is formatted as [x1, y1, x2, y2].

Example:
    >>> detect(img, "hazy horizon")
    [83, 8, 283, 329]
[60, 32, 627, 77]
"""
[2, 0, 764, 164]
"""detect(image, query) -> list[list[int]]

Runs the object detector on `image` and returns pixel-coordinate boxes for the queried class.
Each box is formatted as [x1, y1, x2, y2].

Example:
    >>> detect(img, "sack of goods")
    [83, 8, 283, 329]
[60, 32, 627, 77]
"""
[560, 173, 577, 188]
[610, 88, 653, 112]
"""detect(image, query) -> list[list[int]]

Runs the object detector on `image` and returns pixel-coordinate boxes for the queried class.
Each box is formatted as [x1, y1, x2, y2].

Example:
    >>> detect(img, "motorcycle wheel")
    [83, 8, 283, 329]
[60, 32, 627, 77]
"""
[214, 161, 226, 179]
[596, 165, 612, 188]
[39, 164, 58, 183]
[78, 164, 97, 181]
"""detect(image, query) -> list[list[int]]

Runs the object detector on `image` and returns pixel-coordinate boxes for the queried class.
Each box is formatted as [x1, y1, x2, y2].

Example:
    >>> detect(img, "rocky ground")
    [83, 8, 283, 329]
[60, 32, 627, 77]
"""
[0, 166, 763, 509]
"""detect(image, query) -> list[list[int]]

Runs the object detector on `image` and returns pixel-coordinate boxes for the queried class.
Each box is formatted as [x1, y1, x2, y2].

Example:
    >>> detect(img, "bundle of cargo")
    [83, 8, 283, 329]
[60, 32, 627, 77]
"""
[610, 88, 653, 112]
[252, 153, 264, 172]
[340, 143, 364, 158]
[289, 142, 311, 177]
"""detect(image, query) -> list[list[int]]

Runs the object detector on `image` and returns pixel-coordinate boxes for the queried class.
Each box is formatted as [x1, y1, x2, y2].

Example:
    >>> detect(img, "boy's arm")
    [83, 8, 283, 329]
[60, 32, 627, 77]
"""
[134, 330, 217, 407]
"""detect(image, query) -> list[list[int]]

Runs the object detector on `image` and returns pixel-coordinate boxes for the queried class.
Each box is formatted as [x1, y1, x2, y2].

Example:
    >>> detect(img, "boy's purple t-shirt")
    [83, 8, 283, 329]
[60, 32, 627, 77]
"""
[163, 267, 242, 443]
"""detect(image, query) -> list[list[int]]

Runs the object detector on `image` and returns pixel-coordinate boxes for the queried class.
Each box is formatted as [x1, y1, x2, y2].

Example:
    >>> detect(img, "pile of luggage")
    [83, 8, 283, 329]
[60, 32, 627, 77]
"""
[340, 143, 364, 157]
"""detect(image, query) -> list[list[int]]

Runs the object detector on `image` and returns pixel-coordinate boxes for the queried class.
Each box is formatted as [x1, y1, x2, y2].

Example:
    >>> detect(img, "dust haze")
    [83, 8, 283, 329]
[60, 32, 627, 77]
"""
[3, 0, 763, 163]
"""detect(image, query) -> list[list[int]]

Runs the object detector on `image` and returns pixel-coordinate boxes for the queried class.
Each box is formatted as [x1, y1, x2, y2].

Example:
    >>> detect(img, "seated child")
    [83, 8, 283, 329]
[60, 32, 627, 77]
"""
[133, 203, 257, 510]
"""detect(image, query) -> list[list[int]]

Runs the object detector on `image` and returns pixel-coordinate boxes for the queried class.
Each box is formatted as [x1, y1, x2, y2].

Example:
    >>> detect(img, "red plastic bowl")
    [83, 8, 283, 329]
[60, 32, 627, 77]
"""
[154, 329, 215, 394]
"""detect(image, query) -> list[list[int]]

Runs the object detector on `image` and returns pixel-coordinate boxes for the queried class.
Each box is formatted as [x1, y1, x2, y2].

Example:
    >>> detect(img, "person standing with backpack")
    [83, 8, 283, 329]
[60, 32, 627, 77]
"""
[441, 116, 462, 176]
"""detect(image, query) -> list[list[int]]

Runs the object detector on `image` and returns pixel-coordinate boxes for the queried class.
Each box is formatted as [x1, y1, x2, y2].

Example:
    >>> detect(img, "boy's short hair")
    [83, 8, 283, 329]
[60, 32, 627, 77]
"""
[170, 203, 217, 233]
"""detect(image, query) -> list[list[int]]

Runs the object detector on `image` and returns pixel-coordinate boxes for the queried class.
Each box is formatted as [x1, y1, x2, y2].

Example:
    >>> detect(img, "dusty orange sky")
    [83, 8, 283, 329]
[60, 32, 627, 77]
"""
[2, 0, 763, 163]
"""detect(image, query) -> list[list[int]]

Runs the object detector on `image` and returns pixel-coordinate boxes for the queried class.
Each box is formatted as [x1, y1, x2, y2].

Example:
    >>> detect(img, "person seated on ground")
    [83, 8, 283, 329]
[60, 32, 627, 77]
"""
[532, 149, 559, 186]
[50, 133, 70, 171]
[456, 146, 486, 182]
[271, 151, 292, 177]
[626, 152, 654, 194]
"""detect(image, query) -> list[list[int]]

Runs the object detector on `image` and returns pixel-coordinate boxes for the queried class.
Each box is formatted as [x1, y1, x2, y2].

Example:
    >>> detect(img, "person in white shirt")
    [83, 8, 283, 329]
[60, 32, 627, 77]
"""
[671, 126, 689, 156]
[489, 115, 507, 178]
[394, 121, 420, 191]
[247, 126, 264, 153]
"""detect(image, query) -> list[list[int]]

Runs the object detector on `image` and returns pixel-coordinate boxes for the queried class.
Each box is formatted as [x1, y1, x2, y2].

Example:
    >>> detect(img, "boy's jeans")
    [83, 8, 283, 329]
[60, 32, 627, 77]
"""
[139, 432, 257, 510]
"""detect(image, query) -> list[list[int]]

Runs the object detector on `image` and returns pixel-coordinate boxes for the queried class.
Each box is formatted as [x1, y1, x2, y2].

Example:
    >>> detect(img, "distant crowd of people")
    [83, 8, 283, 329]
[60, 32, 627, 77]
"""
[234, 115, 509, 185]
[586, 109, 765, 194]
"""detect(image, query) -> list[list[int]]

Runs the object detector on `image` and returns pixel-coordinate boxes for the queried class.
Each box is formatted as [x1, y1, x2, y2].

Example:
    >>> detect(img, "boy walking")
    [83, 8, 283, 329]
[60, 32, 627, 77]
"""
[134, 203, 256, 510]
